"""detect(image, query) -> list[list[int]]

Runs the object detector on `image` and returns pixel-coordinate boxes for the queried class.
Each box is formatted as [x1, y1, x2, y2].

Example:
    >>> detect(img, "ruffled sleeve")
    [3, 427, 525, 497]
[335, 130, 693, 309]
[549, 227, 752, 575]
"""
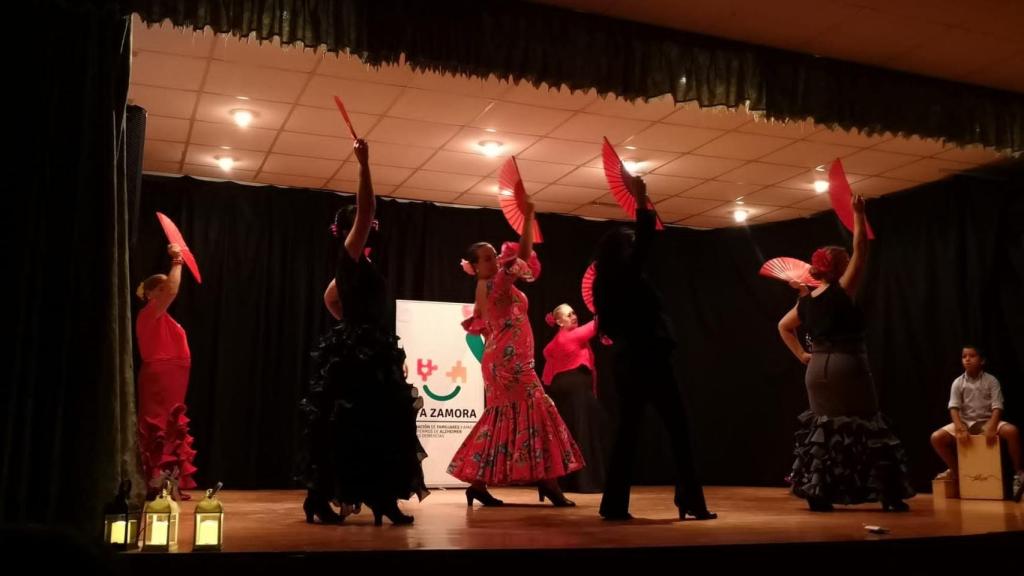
[497, 241, 541, 284]
[461, 314, 488, 337]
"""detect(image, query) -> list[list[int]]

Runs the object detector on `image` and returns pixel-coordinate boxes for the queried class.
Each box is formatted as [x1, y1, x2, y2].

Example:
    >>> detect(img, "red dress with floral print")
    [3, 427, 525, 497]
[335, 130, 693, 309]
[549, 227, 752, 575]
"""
[447, 243, 585, 485]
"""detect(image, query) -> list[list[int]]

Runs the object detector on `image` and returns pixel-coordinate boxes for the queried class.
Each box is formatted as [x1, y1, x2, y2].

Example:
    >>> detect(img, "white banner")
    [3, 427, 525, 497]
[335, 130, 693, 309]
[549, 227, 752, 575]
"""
[396, 299, 484, 487]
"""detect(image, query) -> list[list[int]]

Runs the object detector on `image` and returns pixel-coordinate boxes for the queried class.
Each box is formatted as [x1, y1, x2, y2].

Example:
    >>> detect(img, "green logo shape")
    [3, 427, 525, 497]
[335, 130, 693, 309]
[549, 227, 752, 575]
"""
[465, 333, 485, 363]
[423, 384, 461, 401]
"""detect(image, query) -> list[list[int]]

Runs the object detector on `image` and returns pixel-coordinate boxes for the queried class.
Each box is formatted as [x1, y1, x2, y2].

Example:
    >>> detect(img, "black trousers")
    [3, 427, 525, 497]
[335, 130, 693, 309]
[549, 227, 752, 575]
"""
[600, 345, 707, 515]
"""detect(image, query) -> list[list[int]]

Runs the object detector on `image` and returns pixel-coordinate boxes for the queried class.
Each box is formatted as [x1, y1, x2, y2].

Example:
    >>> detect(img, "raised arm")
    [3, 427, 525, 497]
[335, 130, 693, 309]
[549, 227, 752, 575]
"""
[344, 139, 375, 261]
[839, 195, 868, 296]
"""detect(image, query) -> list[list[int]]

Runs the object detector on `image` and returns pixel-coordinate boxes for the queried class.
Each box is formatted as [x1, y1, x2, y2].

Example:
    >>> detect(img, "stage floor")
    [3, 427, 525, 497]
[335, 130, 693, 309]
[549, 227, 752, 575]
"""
[166, 486, 1023, 553]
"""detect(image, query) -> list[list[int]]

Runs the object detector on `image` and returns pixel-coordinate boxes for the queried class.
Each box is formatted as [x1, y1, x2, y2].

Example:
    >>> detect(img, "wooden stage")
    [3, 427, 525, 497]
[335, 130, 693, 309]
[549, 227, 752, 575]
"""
[119, 486, 1023, 574]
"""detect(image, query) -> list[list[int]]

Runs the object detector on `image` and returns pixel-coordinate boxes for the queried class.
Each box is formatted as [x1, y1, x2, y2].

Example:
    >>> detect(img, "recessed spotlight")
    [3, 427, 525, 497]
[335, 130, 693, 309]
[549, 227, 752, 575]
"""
[733, 209, 749, 223]
[477, 140, 504, 157]
[215, 156, 235, 171]
[813, 180, 830, 193]
[622, 160, 645, 174]
[231, 109, 254, 128]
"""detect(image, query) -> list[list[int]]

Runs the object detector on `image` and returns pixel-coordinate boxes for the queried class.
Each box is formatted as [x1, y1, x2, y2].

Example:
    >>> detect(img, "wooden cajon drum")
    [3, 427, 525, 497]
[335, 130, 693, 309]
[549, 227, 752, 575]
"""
[957, 435, 1003, 500]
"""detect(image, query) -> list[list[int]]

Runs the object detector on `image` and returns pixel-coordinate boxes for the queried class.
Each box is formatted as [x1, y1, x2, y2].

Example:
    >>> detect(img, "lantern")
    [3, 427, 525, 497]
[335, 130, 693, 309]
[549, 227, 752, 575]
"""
[192, 482, 224, 552]
[142, 485, 179, 552]
[102, 480, 140, 550]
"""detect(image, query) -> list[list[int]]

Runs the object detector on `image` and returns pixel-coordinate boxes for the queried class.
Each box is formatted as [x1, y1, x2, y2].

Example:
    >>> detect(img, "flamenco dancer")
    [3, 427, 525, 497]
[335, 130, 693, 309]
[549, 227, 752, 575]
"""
[300, 139, 428, 525]
[135, 242, 198, 500]
[448, 198, 585, 507]
[542, 303, 608, 493]
[777, 194, 914, 512]
[592, 175, 715, 521]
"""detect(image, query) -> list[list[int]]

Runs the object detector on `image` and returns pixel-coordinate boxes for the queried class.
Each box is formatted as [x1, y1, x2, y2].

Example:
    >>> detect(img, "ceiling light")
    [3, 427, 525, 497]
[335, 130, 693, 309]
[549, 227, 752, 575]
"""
[215, 156, 235, 171]
[499, 189, 513, 197]
[483, 128, 497, 133]
[622, 160, 645, 174]
[477, 140, 504, 157]
[813, 180, 830, 193]
[733, 209, 749, 223]
[231, 109, 254, 128]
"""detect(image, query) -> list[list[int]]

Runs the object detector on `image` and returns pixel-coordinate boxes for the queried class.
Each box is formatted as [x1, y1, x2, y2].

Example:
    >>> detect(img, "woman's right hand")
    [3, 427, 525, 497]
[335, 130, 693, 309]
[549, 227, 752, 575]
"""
[167, 243, 183, 260]
[852, 193, 865, 214]
[800, 352, 812, 365]
[630, 175, 647, 203]
[353, 138, 369, 166]
[523, 198, 535, 219]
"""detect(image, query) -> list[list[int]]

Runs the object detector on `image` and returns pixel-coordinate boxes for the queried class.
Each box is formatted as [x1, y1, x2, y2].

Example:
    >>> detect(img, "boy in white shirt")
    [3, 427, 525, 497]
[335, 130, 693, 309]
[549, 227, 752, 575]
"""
[930, 345, 1022, 501]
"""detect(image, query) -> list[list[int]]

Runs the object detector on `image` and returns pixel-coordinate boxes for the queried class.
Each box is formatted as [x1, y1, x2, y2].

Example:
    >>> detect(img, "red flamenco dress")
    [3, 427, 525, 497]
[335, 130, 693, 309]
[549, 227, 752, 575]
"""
[136, 301, 197, 494]
[447, 243, 585, 485]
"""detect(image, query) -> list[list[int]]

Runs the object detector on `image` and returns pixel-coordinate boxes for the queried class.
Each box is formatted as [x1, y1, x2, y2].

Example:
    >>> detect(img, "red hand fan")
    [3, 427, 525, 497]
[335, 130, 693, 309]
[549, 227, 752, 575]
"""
[759, 257, 818, 287]
[498, 156, 543, 243]
[332, 95, 359, 140]
[828, 158, 875, 239]
[602, 137, 664, 229]
[581, 262, 596, 313]
[156, 212, 202, 283]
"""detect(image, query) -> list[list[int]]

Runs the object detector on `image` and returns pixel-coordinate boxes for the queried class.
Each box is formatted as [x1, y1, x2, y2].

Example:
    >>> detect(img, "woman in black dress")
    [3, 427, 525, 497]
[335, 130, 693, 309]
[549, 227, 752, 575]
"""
[301, 139, 428, 525]
[777, 194, 913, 512]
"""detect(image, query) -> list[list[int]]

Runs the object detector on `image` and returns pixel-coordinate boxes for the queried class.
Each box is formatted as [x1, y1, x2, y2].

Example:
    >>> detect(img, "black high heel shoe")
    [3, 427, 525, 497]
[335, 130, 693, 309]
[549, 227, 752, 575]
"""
[368, 501, 414, 526]
[679, 508, 717, 520]
[465, 486, 504, 507]
[599, 510, 634, 521]
[538, 484, 576, 507]
[303, 495, 343, 524]
[881, 500, 910, 512]
[807, 497, 834, 512]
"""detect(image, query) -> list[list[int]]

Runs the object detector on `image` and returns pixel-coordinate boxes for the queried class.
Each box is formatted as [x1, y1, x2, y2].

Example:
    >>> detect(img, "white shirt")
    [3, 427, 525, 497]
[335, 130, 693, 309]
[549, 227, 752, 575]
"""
[948, 371, 1004, 428]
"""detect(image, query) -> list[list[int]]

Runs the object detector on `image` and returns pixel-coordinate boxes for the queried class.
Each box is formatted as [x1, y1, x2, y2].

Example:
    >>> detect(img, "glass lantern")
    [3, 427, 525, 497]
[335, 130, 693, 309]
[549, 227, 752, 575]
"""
[192, 482, 224, 552]
[102, 480, 140, 551]
[142, 485, 180, 552]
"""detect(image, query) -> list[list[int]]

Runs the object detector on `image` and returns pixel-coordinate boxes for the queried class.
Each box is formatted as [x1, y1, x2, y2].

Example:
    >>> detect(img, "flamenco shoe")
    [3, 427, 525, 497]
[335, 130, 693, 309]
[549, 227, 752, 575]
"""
[679, 508, 717, 520]
[369, 501, 414, 526]
[303, 495, 343, 524]
[537, 484, 576, 507]
[599, 510, 634, 521]
[465, 486, 504, 507]
[881, 500, 910, 512]
[807, 498, 834, 512]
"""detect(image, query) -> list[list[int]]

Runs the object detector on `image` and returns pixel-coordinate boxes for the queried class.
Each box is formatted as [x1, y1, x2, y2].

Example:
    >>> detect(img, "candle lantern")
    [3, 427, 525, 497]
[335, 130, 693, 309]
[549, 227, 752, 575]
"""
[142, 485, 179, 552]
[192, 482, 224, 552]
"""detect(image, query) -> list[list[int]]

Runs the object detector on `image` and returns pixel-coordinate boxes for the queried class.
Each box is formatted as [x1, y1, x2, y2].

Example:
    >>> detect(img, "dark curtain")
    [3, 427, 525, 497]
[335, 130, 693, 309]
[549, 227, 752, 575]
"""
[4, 0, 140, 531]
[121, 0, 1023, 152]
[135, 162, 1023, 492]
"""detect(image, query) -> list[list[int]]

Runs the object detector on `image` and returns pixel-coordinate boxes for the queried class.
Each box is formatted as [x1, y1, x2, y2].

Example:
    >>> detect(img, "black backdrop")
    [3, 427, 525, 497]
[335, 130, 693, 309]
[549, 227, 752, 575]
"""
[133, 166, 1023, 492]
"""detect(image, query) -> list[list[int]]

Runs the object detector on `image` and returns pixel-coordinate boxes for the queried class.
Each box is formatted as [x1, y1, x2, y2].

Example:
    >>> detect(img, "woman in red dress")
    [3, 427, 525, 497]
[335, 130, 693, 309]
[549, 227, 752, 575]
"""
[448, 200, 584, 507]
[135, 242, 197, 499]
